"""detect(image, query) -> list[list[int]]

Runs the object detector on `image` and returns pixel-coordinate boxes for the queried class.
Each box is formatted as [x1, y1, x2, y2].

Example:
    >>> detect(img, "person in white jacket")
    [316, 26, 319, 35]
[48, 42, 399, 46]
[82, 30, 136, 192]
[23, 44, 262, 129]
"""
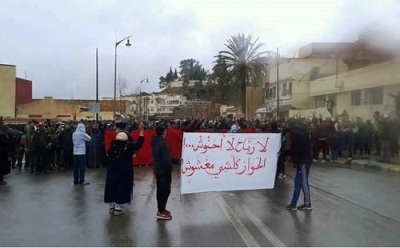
[72, 123, 91, 185]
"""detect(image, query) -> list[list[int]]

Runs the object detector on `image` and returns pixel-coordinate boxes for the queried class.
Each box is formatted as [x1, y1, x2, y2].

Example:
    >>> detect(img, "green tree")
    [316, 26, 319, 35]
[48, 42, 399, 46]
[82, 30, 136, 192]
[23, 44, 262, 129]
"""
[159, 76, 167, 89]
[166, 67, 174, 82]
[174, 68, 178, 80]
[216, 34, 268, 114]
[213, 53, 233, 104]
[179, 58, 207, 82]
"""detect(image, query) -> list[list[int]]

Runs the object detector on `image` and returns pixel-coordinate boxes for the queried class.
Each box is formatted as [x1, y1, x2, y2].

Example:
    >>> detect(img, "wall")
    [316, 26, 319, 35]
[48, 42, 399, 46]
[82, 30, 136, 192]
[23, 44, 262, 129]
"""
[17, 98, 78, 118]
[16, 98, 131, 120]
[308, 57, 400, 120]
[309, 57, 400, 97]
[265, 58, 348, 110]
[0, 65, 16, 117]
[334, 85, 399, 121]
[16, 77, 32, 105]
[245, 86, 264, 119]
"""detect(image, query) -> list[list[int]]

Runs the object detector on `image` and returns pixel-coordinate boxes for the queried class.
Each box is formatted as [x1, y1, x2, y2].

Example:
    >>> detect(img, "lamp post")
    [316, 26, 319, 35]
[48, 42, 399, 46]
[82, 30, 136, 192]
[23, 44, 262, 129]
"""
[266, 48, 280, 118]
[113, 35, 132, 121]
[139, 77, 148, 118]
[276, 48, 280, 118]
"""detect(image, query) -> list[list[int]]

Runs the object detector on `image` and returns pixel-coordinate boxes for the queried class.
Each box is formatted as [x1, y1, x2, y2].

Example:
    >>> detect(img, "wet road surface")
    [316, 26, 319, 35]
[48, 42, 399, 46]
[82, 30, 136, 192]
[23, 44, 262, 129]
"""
[1, 163, 400, 246]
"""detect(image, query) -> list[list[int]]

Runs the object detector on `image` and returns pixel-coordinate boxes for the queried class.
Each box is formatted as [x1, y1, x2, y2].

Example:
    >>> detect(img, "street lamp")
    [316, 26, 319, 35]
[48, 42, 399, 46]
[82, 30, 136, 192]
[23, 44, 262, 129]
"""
[139, 77, 148, 118]
[113, 35, 132, 121]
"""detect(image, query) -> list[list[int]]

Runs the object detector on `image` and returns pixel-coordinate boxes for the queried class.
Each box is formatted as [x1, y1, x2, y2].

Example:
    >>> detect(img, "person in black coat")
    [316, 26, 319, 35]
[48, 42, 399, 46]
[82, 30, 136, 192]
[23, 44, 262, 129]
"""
[270, 121, 287, 179]
[104, 124, 144, 215]
[151, 126, 180, 220]
[284, 119, 313, 211]
[59, 124, 74, 170]
[0, 125, 11, 186]
[88, 127, 102, 168]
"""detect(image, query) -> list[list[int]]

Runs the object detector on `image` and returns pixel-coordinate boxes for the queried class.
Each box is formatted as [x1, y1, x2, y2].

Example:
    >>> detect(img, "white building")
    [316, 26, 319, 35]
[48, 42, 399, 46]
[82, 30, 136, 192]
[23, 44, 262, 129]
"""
[121, 93, 187, 119]
[145, 94, 187, 118]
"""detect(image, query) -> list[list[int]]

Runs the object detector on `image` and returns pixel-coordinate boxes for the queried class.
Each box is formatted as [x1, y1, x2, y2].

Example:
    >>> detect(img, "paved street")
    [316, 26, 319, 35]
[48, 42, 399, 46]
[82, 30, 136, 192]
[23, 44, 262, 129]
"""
[1, 163, 400, 247]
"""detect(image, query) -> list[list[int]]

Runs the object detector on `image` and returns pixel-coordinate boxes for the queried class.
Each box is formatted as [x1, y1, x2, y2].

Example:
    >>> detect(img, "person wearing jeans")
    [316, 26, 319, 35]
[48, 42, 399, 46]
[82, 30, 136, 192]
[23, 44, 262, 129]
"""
[284, 119, 313, 211]
[289, 163, 311, 210]
[72, 123, 91, 185]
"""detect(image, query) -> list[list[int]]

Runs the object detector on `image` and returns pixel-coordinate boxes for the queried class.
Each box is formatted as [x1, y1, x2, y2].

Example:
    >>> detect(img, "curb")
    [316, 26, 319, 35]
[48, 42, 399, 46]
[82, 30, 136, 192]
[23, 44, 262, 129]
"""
[336, 159, 400, 174]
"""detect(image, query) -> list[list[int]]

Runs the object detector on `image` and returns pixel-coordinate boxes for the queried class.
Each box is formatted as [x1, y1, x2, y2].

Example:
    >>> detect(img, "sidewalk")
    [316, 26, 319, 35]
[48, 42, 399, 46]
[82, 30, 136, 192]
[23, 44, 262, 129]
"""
[336, 155, 400, 174]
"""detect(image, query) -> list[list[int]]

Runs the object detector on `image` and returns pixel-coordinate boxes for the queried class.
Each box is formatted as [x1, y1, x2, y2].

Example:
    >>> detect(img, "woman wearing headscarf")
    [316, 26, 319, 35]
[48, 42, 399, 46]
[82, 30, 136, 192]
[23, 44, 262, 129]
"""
[104, 122, 144, 215]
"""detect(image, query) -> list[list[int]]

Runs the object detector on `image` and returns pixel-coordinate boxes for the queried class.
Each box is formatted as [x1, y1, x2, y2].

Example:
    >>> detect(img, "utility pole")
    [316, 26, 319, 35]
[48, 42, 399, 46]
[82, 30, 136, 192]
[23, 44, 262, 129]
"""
[276, 47, 280, 119]
[96, 48, 99, 122]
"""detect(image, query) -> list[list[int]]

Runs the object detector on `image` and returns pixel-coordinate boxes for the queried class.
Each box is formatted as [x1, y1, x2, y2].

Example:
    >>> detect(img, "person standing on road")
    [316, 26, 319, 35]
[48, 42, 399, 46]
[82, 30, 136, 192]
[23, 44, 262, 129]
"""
[72, 123, 91, 185]
[285, 119, 313, 211]
[88, 126, 102, 168]
[59, 124, 74, 171]
[31, 123, 52, 175]
[104, 124, 144, 215]
[270, 121, 287, 179]
[151, 126, 180, 220]
[0, 125, 12, 186]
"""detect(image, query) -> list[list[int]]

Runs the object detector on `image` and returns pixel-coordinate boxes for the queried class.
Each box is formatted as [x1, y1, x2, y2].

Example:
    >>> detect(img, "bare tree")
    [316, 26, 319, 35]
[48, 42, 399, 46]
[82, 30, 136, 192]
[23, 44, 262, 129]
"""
[118, 76, 128, 115]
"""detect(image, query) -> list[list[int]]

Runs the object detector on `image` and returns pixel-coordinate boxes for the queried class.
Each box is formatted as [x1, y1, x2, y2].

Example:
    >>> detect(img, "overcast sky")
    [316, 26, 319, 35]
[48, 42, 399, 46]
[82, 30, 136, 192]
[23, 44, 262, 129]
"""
[1, 0, 399, 99]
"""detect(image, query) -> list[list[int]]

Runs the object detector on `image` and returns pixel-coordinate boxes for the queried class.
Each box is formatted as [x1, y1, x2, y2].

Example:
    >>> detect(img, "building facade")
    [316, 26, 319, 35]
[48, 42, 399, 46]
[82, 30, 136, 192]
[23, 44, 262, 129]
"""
[0, 64, 16, 118]
[121, 93, 188, 119]
[145, 94, 186, 118]
[16, 97, 132, 120]
[309, 57, 400, 120]
[16, 77, 33, 105]
[265, 58, 348, 117]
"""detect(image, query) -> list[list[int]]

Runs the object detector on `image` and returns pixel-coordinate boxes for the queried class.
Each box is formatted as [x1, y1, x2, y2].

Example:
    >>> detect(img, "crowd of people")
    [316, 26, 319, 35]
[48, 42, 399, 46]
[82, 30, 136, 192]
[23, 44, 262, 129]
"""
[0, 111, 399, 216]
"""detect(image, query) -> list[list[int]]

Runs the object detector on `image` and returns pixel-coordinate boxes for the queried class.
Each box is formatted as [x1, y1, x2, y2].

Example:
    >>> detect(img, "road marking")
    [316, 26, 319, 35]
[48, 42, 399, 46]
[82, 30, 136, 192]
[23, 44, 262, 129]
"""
[240, 204, 286, 247]
[216, 196, 260, 247]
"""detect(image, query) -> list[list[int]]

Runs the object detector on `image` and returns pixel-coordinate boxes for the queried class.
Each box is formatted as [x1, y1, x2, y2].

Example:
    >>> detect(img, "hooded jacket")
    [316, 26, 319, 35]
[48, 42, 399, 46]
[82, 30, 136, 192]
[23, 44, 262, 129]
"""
[285, 125, 312, 165]
[151, 135, 173, 176]
[72, 123, 91, 155]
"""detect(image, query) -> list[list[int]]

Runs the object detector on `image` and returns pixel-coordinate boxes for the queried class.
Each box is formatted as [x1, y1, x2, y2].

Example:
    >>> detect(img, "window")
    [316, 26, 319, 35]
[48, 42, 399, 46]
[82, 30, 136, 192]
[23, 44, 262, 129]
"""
[288, 82, 292, 95]
[151, 100, 154, 104]
[364, 87, 383, 105]
[282, 83, 287, 96]
[268, 87, 276, 99]
[314, 96, 326, 108]
[351, 90, 361, 106]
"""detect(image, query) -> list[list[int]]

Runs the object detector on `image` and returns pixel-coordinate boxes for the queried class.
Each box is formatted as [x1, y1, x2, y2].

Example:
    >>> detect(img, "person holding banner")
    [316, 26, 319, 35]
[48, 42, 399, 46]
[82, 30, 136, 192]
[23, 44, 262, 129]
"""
[104, 123, 144, 215]
[151, 126, 180, 220]
[285, 119, 313, 211]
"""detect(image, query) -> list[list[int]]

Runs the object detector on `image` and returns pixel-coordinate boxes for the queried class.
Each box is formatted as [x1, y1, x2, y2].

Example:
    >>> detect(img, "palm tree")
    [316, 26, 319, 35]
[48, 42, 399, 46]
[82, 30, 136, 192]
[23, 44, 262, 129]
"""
[216, 34, 269, 115]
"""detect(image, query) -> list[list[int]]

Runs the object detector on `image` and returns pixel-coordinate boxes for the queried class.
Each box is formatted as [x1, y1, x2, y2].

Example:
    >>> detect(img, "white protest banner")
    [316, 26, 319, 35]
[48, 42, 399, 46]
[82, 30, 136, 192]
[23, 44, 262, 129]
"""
[181, 132, 281, 194]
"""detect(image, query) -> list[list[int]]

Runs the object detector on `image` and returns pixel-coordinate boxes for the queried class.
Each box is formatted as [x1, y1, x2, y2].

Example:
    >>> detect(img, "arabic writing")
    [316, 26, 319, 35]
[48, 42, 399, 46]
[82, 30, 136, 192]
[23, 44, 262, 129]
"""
[182, 155, 267, 177]
[183, 134, 270, 155]
[181, 133, 276, 179]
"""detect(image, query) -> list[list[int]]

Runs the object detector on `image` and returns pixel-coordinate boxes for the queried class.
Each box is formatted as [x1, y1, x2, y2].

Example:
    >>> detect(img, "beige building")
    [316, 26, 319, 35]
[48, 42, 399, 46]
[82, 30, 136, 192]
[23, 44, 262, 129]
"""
[265, 58, 348, 117]
[0, 64, 16, 118]
[17, 97, 132, 120]
[309, 57, 400, 120]
[220, 105, 238, 118]
[245, 86, 264, 120]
